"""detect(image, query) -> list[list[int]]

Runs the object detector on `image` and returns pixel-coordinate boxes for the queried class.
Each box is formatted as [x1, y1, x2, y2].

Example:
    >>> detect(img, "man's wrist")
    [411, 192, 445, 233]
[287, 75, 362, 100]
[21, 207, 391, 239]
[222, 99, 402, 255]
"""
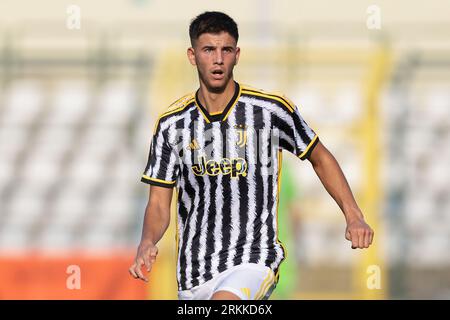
[344, 206, 364, 223]
[139, 238, 156, 247]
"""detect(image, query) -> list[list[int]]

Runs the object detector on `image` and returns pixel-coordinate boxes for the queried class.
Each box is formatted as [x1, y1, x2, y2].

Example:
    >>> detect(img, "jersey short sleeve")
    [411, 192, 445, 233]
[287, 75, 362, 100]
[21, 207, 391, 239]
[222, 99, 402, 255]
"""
[141, 120, 180, 188]
[279, 104, 319, 161]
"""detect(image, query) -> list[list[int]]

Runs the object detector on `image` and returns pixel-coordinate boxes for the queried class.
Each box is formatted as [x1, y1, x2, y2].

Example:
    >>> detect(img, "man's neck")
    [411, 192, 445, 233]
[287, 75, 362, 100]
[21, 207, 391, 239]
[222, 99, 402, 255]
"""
[197, 80, 236, 114]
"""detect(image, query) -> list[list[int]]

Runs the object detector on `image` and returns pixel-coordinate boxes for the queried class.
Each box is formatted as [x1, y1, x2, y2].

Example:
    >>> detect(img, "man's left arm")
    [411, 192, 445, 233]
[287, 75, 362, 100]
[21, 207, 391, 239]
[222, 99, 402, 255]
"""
[307, 140, 374, 249]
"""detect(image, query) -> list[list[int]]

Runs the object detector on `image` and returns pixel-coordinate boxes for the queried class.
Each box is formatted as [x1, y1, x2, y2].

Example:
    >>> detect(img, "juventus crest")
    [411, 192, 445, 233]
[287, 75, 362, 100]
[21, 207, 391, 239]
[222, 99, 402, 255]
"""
[234, 124, 248, 147]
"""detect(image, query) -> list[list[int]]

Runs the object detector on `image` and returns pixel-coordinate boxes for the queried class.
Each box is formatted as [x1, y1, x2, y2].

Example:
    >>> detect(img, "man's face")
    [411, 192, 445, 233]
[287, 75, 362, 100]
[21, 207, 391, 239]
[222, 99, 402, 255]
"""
[188, 31, 240, 92]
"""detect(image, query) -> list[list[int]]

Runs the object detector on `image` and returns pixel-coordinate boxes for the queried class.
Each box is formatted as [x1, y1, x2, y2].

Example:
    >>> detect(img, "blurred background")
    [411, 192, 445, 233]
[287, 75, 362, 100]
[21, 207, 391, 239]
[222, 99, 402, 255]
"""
[0, 0, 449, 299]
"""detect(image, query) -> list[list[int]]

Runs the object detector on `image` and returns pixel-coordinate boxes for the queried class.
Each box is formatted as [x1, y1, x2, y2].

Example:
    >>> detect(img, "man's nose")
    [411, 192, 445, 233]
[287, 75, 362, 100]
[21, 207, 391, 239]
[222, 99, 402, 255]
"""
[214, 49, 223, 64]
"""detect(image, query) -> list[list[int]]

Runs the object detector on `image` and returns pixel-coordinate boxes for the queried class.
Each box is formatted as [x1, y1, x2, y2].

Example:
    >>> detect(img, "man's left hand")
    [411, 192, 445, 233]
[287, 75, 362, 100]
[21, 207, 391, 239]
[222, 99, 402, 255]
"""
[345, 218, 374, 249]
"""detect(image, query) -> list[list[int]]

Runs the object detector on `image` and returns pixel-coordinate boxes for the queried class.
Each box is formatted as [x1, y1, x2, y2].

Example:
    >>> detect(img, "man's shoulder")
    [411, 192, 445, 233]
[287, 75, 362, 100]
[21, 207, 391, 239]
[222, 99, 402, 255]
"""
[157, 92, 196, 123]
[151, 92, 195, 134]
[240, 83, 296, 113]
[163, 92, 196, 115]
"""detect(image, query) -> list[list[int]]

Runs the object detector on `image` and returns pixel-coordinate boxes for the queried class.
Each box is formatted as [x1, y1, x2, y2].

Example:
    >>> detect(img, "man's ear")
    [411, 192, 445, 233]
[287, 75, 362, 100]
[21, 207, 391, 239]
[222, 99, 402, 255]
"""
[187, 47, 196, 66]
[235, 47, 240, 65]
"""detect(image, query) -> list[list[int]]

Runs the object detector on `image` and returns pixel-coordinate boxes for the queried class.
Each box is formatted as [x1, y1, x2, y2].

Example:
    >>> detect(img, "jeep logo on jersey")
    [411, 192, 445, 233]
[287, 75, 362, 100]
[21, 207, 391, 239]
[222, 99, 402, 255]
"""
[191, 155, 247, 178]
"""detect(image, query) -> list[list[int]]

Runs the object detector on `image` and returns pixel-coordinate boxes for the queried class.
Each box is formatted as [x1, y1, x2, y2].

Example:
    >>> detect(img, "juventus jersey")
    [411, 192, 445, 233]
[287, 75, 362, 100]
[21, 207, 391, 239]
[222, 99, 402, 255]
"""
[141, 81, 319, 291]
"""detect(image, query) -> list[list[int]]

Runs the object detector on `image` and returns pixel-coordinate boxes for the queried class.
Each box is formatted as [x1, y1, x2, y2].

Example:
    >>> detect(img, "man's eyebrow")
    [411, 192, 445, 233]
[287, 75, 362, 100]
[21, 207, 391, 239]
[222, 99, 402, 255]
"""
[201, 45, 235, 50]
[201, 45, 216, 49]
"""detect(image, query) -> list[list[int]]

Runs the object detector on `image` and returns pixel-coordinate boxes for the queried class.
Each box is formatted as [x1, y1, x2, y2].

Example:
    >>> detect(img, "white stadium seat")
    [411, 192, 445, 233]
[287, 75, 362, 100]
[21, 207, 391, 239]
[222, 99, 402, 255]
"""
[2, 81, 43, 126]
[45, 81, 90, 126]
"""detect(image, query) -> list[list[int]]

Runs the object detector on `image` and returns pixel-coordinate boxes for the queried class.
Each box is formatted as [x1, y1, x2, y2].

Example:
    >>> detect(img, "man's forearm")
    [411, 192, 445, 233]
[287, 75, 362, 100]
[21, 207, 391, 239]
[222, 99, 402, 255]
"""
[310, 147, 364, 222]
[140, 203, 171, 245]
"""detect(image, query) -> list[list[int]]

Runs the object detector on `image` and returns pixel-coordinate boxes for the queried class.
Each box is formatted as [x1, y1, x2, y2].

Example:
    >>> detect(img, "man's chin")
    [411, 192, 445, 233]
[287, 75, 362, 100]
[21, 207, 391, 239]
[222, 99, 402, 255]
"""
[206, 83, 226, 93]
[205, 79, 231, 93]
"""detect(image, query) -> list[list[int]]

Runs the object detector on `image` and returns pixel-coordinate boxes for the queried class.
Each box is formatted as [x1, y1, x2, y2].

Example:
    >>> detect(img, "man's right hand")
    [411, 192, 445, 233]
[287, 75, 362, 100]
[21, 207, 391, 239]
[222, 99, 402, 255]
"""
[129, 242, 158, 282]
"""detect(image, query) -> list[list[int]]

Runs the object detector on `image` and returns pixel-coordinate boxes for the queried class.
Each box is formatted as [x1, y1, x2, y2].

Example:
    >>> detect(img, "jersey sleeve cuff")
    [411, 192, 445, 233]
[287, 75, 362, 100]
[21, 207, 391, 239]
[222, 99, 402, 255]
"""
[141, 175, 176, 188]
[298, 135, 319, 161]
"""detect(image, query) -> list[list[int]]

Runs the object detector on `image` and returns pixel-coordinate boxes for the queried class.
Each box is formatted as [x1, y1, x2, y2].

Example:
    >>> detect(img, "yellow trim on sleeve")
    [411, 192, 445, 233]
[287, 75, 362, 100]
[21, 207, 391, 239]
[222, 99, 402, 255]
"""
[298, 135, 319, 159]
[142, 175, 176, 185]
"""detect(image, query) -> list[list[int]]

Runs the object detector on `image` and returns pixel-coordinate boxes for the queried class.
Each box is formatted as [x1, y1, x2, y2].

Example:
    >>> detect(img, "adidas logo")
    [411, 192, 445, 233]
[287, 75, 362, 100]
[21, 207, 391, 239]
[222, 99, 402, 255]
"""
[186, 138, 200, 151]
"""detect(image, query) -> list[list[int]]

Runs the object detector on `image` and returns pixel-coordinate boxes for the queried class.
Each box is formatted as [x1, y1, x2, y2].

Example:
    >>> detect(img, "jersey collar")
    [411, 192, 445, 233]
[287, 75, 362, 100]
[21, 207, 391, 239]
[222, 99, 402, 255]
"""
[194, 81, 241, 123]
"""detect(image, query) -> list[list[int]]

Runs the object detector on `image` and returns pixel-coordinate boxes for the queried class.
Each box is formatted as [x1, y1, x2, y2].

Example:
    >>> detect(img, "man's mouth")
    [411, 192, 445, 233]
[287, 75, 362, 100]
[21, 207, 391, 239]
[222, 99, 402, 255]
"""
[211, 69, 225, 80]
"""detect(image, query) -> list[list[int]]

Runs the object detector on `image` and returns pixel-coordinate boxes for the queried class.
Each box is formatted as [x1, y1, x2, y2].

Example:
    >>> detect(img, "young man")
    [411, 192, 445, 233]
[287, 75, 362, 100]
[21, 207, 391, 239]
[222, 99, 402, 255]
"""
[129, 11, 374, 300]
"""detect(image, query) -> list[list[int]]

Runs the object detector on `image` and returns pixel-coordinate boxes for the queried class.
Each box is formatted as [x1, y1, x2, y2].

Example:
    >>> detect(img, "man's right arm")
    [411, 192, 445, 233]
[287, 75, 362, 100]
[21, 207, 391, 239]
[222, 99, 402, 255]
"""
[129, 185, 174, 282]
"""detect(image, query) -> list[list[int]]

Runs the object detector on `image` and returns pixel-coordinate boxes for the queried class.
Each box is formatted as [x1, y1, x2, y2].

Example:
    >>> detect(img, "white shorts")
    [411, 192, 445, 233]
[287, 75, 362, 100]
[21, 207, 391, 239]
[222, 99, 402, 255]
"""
[178, 263, 277, 300]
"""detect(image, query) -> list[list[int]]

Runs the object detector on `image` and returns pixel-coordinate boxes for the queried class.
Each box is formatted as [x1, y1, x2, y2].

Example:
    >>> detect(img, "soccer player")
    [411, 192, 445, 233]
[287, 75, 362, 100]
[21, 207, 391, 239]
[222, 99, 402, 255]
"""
[129, 11, 374, 300]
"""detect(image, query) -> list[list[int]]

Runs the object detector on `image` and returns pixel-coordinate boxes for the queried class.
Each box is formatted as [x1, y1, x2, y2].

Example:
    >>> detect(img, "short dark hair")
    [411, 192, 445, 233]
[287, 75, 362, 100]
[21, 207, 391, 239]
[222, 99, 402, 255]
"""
[189, 11, 239, 46]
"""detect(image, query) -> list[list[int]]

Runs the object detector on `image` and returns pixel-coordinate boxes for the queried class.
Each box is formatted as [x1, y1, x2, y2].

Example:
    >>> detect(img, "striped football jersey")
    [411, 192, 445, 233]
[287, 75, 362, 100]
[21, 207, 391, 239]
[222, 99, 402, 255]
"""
[141, 81, 319, 291]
